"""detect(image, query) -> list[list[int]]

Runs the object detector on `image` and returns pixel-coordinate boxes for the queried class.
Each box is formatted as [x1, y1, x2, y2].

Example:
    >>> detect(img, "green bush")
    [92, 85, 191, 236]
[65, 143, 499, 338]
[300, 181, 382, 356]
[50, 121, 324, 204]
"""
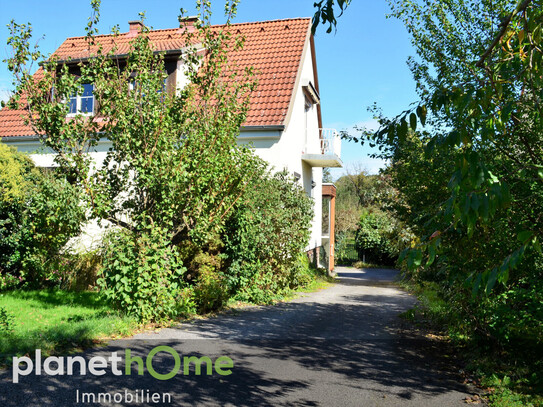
[0, 274, 20, 291]
[0, 143, 85, 288]
[176, 237, 229, 313]
[287, 254, 315, 289]
[0, 306, 15, 334]
[355, 210, 399, 266]
[51, 251, 102, 291]
[193, 266, 228, 313]
[98, 228, 189, 323]
[223, 170, 314, 303]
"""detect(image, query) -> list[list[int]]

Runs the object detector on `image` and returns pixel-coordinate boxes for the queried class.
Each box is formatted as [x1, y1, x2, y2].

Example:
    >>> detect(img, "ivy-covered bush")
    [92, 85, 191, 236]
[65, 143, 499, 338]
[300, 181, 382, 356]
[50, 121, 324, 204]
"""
[98, 228, 192, 322]
[223, 170, 314, 303]
[0, 143, 85, 288]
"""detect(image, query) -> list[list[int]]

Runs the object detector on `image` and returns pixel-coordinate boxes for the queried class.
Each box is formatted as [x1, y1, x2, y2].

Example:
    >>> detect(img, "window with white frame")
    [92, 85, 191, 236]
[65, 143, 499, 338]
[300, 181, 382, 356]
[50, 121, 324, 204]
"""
[68, 83, 94, 115]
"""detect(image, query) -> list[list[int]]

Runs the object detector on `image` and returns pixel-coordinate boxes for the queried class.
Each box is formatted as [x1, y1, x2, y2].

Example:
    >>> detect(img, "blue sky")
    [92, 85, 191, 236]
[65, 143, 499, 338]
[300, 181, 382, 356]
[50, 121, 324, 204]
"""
[0, 0, 419, 179]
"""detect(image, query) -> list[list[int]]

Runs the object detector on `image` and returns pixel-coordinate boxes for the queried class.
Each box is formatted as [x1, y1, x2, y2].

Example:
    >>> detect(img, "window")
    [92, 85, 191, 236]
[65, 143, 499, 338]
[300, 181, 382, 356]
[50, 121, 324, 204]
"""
[69, 83, 94, 115]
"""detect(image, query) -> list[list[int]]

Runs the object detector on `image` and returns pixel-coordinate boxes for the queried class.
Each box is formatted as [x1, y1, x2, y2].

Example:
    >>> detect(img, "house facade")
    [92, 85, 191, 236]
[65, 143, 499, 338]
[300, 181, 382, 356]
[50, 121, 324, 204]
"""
[0, 17, 342, 269]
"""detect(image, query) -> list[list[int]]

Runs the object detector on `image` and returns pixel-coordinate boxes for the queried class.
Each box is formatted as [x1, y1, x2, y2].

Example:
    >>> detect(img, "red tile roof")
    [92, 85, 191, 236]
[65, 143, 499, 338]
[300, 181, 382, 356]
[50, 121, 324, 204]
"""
[0, 18, 311, 138]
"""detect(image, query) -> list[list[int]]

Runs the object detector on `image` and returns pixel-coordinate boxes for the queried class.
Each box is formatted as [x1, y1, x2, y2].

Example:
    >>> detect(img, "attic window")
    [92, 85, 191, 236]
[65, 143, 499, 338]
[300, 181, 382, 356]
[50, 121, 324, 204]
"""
[68, 83, 94, 115]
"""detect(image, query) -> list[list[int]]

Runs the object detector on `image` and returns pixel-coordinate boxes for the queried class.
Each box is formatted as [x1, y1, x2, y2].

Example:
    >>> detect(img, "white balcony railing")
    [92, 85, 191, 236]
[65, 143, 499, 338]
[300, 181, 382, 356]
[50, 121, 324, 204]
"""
[302, 128, 343, 168]
[319, 128, 341, 159]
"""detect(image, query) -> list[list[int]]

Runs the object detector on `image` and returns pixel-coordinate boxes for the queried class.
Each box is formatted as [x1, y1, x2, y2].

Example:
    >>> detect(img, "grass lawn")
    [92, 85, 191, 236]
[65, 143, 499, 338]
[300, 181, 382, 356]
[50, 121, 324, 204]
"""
[0, 290, 138, 365]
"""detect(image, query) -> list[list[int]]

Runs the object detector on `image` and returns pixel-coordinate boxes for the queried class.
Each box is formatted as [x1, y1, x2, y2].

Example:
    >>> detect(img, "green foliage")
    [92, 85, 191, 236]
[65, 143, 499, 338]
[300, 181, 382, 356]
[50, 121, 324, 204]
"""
[355, 209, 399, 266]
[98, 229, 189, 323]
[193, 266, 228, 313]
[346, 1, 543, 401]
[312, 0, 352, 34]
[334, 233, 356, 264]
[0, 306, 15, 334]
[0, 274, 20, 291]
[181, 239, 229, 313]
[4, 1, 318, 320]
[56, 251, 102, 291]
[223, 170, 314, 304]
[334, 169, 413, 266]
[0, 143, 85, 288]
[0, 143, 32, 203]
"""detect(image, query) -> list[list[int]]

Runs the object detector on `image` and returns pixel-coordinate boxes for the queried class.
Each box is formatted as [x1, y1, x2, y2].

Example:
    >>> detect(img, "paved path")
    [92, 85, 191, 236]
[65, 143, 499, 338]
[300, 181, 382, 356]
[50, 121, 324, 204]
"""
[0, 267, 473, 406]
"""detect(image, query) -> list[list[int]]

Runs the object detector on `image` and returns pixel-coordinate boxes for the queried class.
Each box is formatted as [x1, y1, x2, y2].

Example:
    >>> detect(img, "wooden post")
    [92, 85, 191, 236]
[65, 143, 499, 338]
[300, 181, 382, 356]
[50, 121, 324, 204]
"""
[322, 183, 337, 273]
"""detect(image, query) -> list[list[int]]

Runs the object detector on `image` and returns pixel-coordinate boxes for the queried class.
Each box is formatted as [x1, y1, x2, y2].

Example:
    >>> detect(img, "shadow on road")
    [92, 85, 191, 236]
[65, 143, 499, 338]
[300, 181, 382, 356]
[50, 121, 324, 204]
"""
[0, 267, 469, 406]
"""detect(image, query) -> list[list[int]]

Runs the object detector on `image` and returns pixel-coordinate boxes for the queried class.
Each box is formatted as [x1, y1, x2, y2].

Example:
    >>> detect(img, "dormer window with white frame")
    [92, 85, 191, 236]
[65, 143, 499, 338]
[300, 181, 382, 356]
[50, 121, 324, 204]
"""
[68, 83, 94, 115]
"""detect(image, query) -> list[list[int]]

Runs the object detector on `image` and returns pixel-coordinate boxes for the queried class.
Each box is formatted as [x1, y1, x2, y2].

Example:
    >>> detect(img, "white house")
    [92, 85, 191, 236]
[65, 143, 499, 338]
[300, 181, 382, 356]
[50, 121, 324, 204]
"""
[0, 17, 342, 269]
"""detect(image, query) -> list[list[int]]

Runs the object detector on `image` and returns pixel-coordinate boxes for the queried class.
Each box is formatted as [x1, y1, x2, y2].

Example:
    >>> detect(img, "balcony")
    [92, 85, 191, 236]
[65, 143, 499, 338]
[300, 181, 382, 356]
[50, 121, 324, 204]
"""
[302, 128, 343, 168]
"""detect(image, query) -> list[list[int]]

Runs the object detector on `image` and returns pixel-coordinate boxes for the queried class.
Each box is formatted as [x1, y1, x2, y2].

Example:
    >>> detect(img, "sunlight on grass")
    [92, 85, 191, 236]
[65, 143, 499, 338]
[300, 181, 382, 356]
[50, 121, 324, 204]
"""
[0, 290, 138, 364]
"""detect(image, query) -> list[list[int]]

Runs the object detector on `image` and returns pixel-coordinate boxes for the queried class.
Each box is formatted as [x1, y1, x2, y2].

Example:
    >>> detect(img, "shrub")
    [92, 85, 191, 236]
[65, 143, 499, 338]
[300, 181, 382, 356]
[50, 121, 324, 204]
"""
[51, 251, 102, 291]
[223, 170, 314, 303]
[0, 306, 15, 334]
[0, 143, 85, 288]
[193, 266, 228, 313]
[176, 237, 229, 313]
[355, 209, 399, 266]
[287, 254, 315, 289]
[0, 273, 20, 291]
[98, 228, 189, 323]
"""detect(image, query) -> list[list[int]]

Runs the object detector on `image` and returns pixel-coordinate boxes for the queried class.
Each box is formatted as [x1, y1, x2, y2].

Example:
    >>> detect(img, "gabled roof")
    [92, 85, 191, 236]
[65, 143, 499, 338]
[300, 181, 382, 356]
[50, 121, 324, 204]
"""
[0, 18, 312, 138]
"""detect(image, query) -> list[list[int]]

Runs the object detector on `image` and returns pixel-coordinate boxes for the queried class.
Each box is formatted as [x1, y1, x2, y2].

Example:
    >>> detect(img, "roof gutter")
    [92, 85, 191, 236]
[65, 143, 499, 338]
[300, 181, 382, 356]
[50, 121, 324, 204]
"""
[52, 48, 186, 65]
[0, 135, 41, 141]
[240, 125, 285, 132]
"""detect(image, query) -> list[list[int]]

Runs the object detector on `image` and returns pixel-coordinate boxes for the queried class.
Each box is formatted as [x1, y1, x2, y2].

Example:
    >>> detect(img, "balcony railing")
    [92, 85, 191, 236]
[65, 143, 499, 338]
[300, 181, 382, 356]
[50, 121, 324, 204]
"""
[320, 128, 341, 158]
[302, 128, 343, 168]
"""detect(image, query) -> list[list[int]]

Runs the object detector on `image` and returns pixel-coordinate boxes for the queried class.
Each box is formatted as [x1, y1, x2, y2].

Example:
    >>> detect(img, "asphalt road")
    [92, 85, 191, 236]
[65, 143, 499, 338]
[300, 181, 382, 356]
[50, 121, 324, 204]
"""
[0, 267, 473, 406]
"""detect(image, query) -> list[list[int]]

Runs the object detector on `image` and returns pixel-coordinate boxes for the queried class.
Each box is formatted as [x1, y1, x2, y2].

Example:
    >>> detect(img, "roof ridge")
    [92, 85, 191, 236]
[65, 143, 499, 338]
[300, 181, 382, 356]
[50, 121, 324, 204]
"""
[63, 17, 311, 40]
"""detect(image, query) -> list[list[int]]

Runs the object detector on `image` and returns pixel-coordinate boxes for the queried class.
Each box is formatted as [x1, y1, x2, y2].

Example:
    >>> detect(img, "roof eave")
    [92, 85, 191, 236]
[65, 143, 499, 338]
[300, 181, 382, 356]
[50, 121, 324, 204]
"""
[50, 46, 198, 65]
[240, 125, 285, 132]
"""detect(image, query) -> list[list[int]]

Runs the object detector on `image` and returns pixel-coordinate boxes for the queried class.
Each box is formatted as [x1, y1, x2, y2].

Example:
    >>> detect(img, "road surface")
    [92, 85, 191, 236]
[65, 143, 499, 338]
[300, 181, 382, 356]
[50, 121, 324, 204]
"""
[0, 267, 474, 406]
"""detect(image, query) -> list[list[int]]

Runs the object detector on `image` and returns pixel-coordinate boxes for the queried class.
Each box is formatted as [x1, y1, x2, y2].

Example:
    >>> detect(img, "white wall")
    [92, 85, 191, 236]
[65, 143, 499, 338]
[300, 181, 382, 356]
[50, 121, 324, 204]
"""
[238, 39, 323, 252]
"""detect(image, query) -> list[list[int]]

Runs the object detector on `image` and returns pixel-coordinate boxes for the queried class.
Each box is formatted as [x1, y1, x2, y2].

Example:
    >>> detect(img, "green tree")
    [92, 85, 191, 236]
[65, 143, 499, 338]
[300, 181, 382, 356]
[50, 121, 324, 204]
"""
[6, 0, 261, 249]
[354, 0, 543, 291]
[346, 0, 543, 372]
[4, 0, 317, 320]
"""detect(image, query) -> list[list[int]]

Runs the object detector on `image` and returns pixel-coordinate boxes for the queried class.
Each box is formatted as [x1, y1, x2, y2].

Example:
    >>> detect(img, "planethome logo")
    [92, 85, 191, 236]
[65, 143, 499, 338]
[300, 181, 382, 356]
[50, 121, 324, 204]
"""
[12, 346, 234, 384]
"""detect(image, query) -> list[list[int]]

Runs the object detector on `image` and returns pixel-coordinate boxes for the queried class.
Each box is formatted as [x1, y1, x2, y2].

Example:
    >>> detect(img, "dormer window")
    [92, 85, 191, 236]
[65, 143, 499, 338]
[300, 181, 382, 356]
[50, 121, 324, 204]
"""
[68, 83, 94, 115]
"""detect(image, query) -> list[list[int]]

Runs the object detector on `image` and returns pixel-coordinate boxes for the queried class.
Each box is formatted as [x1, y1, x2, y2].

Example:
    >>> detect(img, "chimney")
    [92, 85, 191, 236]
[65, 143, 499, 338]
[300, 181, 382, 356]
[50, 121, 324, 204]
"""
[127, 20, 143, 37]
[178, 16, 199, 33]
